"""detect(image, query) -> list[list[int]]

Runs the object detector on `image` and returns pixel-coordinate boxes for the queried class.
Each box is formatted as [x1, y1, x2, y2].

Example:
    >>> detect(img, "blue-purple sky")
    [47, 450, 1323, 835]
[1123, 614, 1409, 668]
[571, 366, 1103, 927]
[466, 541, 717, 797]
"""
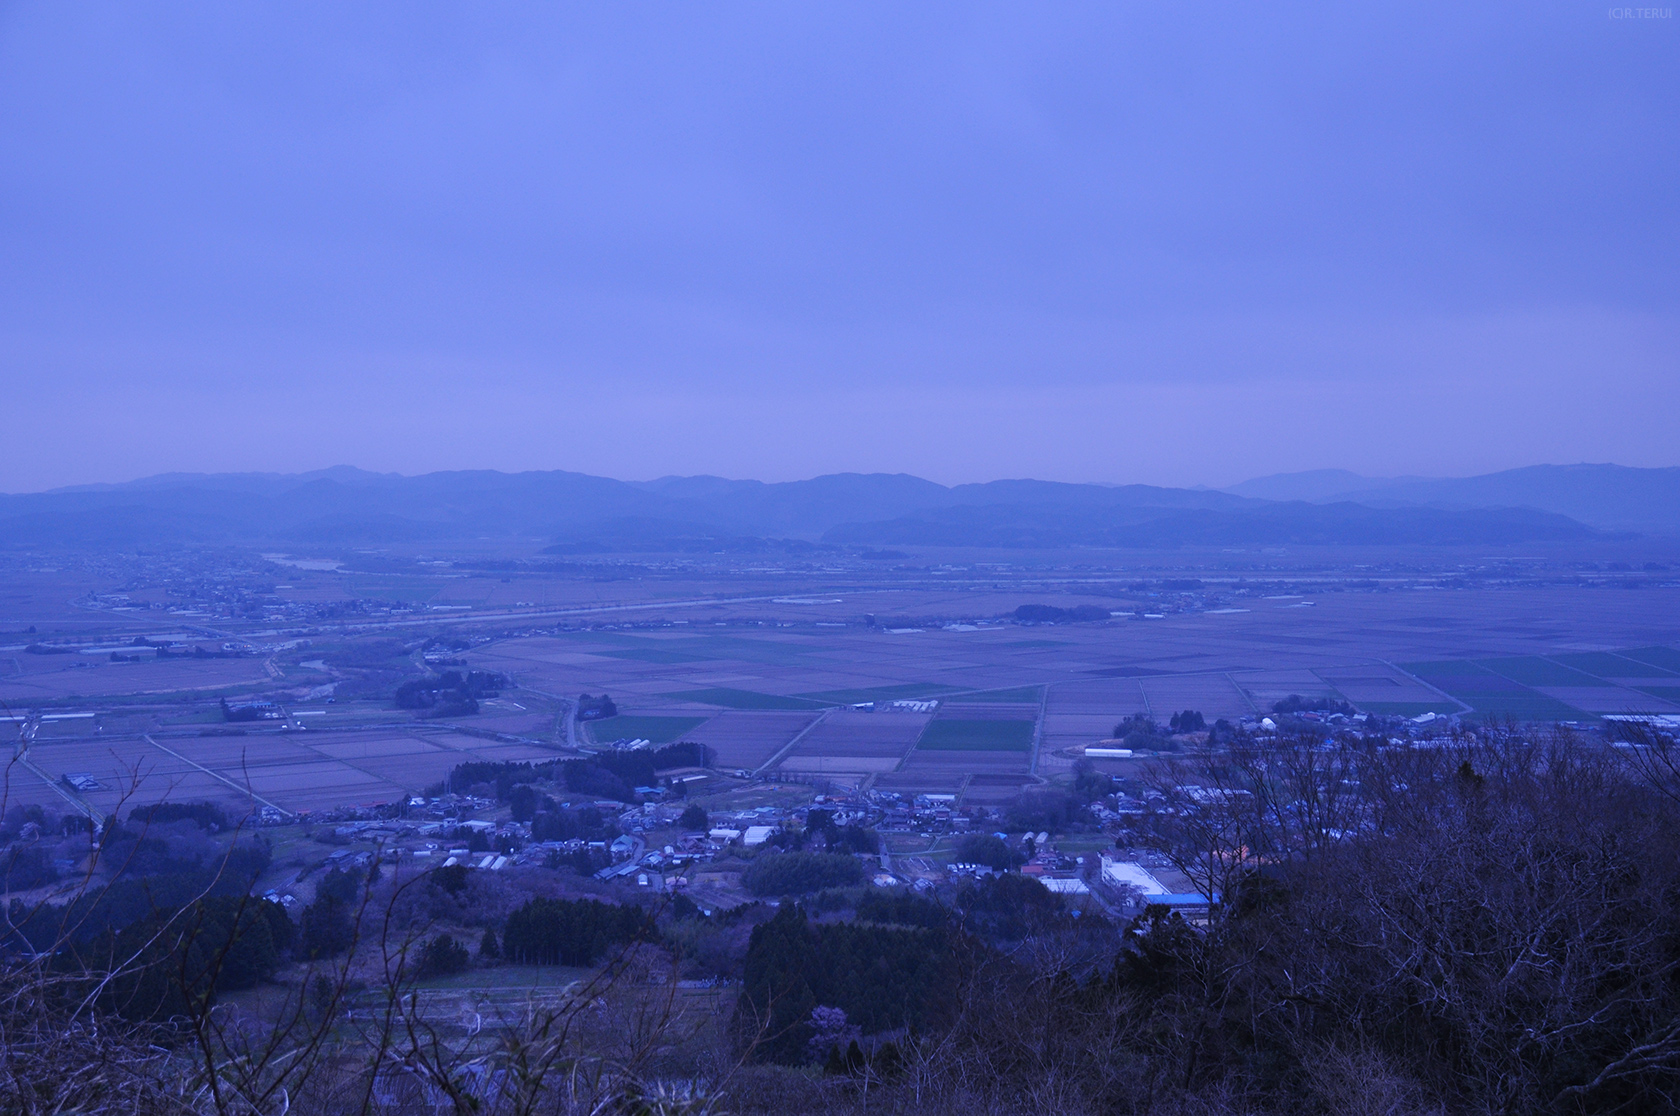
[2, 2, 1675, 492]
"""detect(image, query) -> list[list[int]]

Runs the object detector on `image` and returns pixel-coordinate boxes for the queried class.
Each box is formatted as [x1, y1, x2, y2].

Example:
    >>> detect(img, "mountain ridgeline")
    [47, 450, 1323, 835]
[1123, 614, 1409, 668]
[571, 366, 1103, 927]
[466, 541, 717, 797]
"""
[1225, 463, 1680, 535]
[1, 464, 1669, 551]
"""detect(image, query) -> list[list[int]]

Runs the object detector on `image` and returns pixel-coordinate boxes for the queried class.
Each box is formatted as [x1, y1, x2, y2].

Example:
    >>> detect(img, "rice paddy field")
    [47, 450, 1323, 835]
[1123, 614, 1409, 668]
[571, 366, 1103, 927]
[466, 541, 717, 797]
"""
[4, 545, 1679, 811]
[1398, 651, 1680, 722]
[449, 586, 1680, 797]
[0, 655, 273, 704]
[9, 727, 567, 821]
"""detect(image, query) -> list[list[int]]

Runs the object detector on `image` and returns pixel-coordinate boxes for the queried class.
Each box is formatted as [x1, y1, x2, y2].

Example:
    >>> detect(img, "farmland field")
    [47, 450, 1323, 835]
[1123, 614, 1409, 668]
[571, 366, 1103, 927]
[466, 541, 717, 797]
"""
[955, 686, 1044, 703]
[1474, 656, 1612, 688]
[1536, 687, 1680, 714]
[1397, 649, 1680, 721]
[1139, 674, 1254, 720]
[684, 711, 819, 768]
[1549, 651, 1679, 678]
[664, 688, 825, 710]
[932, 702, 1039, 721]
[13, 727, 566, 819]
[1402, 662, 1591, 721]
[1621, 647, 1680, 674]
[795, 684, 962, 704]
[786, 711, 929, 760]
[0, 657, 271, 704]
[3, 547, 1679, 811]
[916, 719, 1035, 751]
[585, 715, 710, 744]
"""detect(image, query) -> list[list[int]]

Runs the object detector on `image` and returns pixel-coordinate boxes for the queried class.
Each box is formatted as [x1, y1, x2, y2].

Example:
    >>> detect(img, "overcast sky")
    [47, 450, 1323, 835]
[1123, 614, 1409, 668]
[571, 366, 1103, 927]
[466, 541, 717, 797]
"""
[2, 2, 1675, 492]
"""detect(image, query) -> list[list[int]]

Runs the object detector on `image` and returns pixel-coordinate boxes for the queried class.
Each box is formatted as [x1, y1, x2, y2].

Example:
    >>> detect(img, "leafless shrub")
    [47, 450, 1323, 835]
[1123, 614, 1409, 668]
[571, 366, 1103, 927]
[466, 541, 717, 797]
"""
[6, 719, 1680, 1115]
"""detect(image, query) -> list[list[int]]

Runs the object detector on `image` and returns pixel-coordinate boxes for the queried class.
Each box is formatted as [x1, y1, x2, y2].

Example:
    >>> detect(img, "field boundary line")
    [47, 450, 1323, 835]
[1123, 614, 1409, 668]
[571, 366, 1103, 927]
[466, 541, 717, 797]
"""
[142, 733, 293, 819]
[755, 708, 831, 775]
[1028, 684, 1049, 776]
[1227, 672, 1261, 715]
[289, 738, 418, 799]
[8, 750, 106, 825]
[1379, 661, 1472, 714]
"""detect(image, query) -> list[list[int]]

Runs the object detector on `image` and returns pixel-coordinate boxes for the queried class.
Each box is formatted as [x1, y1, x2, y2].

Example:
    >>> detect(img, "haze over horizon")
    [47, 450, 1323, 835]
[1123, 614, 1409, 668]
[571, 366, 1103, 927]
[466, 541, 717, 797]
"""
[3, 459, 1667, 498]
[3, 3, 1675, 491]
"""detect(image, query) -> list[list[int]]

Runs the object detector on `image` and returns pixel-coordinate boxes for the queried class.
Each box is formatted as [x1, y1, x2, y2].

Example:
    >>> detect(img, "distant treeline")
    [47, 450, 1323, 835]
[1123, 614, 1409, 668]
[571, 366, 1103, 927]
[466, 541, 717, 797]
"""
[575, 693, 617, 721]
[394, 670, 508, 716]
[1013, 603, 1111, 623]
[157, 645, 246, 659]
[1271, 693, 1357, 716]
[434, 743, 711, 805]
[129, 801, 231, 831]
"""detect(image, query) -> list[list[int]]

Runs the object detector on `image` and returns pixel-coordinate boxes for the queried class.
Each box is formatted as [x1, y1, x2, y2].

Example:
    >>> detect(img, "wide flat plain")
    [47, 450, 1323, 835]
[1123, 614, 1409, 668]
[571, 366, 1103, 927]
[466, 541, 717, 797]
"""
[0, 655, 271, 704]
[7, 549, 1680, 812]
[453, 585, 1680, 799]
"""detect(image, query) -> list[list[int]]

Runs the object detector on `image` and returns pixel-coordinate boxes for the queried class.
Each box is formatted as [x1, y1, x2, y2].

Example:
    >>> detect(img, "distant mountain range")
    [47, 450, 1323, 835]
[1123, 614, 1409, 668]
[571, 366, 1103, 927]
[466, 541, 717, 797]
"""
[1225, 464, 1680, 534]
[0, 463, 1671, 551]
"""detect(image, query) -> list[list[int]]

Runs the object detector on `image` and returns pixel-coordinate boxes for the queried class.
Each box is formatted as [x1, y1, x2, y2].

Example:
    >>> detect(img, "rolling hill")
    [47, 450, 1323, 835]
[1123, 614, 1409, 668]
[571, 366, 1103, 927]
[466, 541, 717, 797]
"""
[0, 465, 1659, 550]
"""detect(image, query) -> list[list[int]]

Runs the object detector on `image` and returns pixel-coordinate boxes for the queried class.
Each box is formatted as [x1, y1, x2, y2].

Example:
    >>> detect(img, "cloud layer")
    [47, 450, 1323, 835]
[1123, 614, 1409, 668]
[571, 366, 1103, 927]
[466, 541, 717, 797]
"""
[2, 2, 1674, 490]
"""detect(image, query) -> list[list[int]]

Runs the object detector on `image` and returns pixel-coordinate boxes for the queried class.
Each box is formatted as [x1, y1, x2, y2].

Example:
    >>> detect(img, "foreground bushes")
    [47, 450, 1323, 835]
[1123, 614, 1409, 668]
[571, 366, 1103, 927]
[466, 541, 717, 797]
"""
[500, 896, 648, 966]
[5, 728, 1680, 1116]
[738, 905, 958, 1064]
[729, 730, 1680, 1112]
[741, 851, 865, 896]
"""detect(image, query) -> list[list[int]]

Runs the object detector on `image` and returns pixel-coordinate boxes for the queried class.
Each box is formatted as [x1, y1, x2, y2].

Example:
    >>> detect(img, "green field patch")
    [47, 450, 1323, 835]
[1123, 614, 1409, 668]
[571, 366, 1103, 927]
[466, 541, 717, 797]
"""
[1550, 651, 1678, 679]
[1475, 656, 1611, 687]
[595, 647, 717, 664]
[1616, 646, 1680, 675]
[1458, 691, 1593, 723]
[1400, 660, 1591, 722]
[951, 686, 1045, 703]
[797, 683, 963, 705]
[586, 715, 709, 743]
[1634, 687, 1680, 704]
[1357, 701, 1464, 717]
[1002, 640, 1071, 648]
[917, 719, 1035, 751]
[666, 688, 825, 710]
